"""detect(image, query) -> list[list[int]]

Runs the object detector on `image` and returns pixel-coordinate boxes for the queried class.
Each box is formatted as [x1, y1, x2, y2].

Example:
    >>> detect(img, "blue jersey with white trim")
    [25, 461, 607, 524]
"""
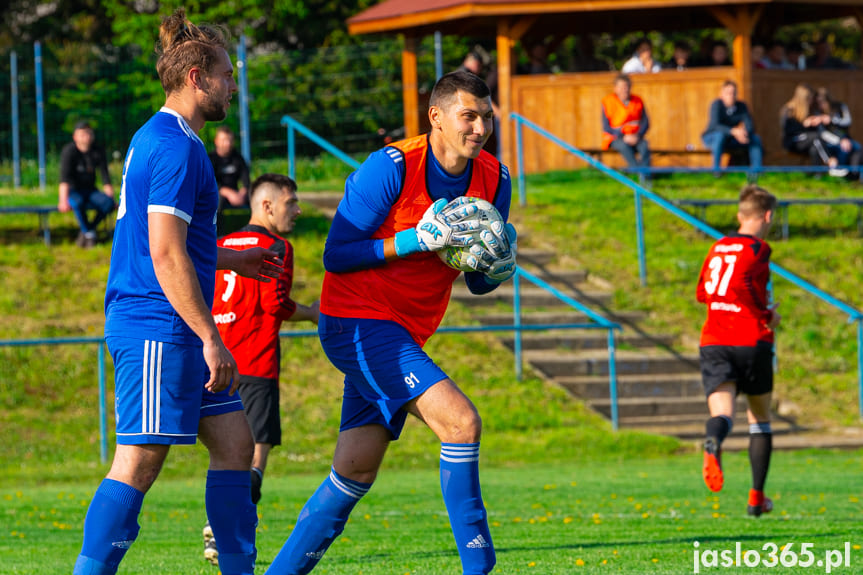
[105, 108, 219, 345]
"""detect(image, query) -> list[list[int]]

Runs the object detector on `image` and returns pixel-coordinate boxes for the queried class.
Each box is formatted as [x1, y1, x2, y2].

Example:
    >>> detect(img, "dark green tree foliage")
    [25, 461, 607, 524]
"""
[0, 0, 114, 48]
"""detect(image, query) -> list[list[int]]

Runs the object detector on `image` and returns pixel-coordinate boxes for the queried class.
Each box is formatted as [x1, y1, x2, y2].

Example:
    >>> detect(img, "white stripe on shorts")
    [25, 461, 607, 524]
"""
[142, 340, 163, 434]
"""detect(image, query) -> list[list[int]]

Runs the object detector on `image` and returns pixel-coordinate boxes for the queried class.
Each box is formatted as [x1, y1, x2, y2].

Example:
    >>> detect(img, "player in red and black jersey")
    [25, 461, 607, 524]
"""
[214, 174, 319, 506]
[695, 184, 781, 517]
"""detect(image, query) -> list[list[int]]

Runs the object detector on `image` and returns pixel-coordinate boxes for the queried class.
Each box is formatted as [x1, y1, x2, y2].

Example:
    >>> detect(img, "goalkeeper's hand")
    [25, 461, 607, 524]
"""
[393, 198, 481, 256]
[483, 222, 517, 283]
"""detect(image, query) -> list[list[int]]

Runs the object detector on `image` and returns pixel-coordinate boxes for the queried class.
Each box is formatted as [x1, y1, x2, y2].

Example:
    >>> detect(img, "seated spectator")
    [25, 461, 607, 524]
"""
[702, 80, 763, 179]
[621, 38, 661, 74]
[601, 74, 651, 173]
[807, 39, 850, 70]
[519, 43, 552, 74]
[708, 41, 732, 67]
[780, 84, 831, 168]
[760, 41, 793, 69]
[209, 126, 251, 221]
[814, 87, 862, 178]
[57, 121, 116, 248]
[751, 39, 767, 69]
[573, 35, 612, 72]
[786, 41, 806, 70]
[667, 41, 691, 71]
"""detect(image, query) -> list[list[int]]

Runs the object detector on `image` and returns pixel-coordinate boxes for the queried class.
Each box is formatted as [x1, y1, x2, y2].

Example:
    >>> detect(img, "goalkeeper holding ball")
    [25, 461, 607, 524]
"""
[265, 70, 514, 575]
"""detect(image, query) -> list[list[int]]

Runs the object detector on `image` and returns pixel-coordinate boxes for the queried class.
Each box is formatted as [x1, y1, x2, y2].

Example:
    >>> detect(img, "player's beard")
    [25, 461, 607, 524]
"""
[201, 93, 227, 122]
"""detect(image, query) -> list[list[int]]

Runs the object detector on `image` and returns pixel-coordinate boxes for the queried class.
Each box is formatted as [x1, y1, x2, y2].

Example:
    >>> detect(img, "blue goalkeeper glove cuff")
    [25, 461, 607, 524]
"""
[393, 228, 422, 257]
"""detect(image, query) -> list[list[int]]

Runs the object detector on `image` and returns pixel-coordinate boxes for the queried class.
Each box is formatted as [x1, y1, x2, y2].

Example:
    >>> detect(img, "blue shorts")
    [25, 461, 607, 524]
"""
[107, 336, 244, 445]
[318, 314, 448, 440]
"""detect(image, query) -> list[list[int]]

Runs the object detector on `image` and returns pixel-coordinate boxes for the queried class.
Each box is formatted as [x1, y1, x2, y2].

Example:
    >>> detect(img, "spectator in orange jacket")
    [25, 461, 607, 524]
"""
[601, 74, 651, 172]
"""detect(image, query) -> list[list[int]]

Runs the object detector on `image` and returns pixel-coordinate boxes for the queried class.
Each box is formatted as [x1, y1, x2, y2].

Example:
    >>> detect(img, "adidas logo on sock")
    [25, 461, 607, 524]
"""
[466, 534, 490, 549]
[305, 550, 326, 560]
[111, 540, 134, 550]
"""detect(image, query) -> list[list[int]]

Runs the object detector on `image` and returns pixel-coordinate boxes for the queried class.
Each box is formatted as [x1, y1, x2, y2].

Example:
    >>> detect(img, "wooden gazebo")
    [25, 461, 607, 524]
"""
[348, 1, 863, 172]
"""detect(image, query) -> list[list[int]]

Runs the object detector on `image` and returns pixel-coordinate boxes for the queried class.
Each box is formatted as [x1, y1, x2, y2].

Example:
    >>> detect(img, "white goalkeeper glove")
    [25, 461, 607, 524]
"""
[483, 222, 518, 283]
[393, 198, 482, 256]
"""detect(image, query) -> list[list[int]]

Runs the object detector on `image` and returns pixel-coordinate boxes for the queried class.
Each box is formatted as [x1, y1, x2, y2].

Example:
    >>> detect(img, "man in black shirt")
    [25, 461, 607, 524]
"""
[702, 80, 763, 179]
[58, 121, 116, 247]
[209, 126, 250, 216]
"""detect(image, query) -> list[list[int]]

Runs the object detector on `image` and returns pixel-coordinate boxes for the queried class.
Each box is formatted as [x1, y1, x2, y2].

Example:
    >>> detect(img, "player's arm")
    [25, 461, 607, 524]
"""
[149, 212, 238, 394]
[695, 251, 711, 303]
[217, 246, 282, 282]
[322, 150, 403, 273]
[741, 246, 775, 325]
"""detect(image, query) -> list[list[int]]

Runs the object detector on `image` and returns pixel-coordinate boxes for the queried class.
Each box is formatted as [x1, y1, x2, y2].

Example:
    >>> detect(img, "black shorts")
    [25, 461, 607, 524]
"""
[699, 342, 774, 398]
[237, 376, 281, 446]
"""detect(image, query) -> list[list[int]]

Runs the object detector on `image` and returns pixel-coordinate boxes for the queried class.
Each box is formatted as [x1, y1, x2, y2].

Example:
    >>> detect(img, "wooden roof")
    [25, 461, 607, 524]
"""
[348, 0, 863, 36]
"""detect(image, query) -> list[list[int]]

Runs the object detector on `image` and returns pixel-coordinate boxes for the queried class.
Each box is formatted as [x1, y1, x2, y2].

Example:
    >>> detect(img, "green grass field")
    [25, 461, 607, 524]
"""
[3, 451, 862, 574]
[2, 165, 863, 573]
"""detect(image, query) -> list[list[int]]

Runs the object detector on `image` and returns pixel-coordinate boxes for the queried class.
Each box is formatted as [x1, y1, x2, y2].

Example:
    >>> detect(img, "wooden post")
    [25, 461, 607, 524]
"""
[853, 8, 863, 67]
[708, 5, 762, 101]
[733, 33, 752, 100]
[496, 19, 513, 170]
[402, 35, 420, 138]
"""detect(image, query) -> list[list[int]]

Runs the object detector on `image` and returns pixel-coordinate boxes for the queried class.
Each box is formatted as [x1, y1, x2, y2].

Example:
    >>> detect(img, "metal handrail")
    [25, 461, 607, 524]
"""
[511, 111, 863, 417]
[280, 115, 361, 180]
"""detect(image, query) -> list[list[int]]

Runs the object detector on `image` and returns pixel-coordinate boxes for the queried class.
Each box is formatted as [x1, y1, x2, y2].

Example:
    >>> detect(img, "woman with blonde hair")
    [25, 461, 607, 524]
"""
[780, 83, 831, 168]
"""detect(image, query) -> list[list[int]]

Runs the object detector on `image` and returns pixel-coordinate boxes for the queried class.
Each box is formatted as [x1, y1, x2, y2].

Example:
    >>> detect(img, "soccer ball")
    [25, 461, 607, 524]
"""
[437, 198, 504, 272]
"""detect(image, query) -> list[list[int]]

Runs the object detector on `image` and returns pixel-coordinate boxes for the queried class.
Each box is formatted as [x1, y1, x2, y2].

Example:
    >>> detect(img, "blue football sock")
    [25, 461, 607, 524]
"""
[206, 469, 258, 575]
[265, 468, 371, 575]
[73, 478, 144, 575]
[440, 443, 496, 575]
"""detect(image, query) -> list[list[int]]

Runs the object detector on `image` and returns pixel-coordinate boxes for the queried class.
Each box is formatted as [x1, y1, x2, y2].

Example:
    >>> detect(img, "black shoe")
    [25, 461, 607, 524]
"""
[250, 468, 263, 504]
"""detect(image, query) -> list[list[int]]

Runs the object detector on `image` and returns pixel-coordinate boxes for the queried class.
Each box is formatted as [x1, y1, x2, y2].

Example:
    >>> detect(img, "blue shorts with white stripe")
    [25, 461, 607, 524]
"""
[107, 336, 244, 445]
[318, 314, 448, 440]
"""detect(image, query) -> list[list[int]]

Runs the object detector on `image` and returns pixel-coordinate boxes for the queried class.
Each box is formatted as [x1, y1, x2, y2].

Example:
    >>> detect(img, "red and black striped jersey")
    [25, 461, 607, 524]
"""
[696, 233, 774, 347]
[213, 225, 296, 380]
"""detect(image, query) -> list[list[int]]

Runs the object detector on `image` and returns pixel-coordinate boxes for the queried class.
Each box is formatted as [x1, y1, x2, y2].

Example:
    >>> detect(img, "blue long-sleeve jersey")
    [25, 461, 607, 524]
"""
[323, 144, 512, 295]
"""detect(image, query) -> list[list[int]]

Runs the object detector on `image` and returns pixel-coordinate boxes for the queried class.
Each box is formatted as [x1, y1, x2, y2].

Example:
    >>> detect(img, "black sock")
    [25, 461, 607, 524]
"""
[705, 415, 732, 444]
[749, 431, 772, 492]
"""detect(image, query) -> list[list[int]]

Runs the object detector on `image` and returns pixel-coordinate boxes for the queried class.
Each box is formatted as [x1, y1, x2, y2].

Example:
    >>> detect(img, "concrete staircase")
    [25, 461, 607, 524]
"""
[450, 250, 798, 443]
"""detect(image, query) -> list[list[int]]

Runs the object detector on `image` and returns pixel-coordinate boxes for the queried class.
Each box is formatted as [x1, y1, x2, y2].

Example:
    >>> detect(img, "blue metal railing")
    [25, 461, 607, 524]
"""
[280, 115, 361, 180]
[1, 277, 623, 467]
[511, 112, 863, 417]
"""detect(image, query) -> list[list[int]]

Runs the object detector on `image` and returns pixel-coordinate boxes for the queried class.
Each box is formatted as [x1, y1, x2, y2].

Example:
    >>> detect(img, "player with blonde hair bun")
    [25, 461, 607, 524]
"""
[74, 9, 280, 575]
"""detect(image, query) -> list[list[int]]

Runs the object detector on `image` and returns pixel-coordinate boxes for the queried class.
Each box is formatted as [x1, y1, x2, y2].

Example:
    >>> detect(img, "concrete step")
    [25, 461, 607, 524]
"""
[634, 420, 799, 440]
[615, 413, 754, 428]
[721, 430, 863, 451]
[557, 372, 702, 399]
[589, 396, 749, 419]
[517, 248, 556, 266]
[478, 310, 645, 327]
[525, 349, 699, 378]
[518, 268, 589, 286]
[451, 285, 612, 307]
[501, 332, 675, 353]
